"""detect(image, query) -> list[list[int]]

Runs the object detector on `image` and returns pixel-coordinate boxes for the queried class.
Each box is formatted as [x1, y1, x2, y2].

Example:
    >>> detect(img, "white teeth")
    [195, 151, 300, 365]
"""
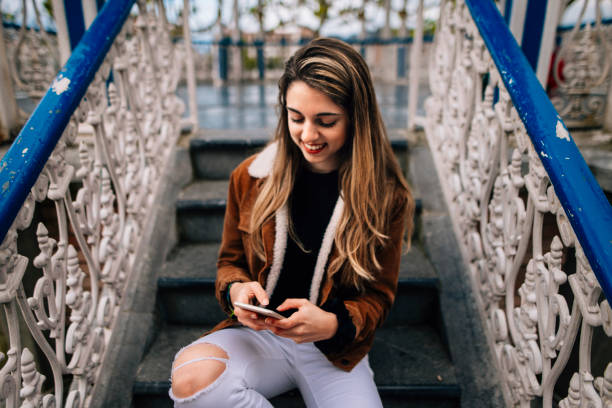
[304, 143, 325, 150]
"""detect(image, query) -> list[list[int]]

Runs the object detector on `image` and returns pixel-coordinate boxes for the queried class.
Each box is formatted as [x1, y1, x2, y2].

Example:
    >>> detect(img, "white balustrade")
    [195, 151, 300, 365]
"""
[0, 2, 184, 406]
[5, 0, 59, 98]
[425, 1, 612, 406]
[550, 0, 612, 129]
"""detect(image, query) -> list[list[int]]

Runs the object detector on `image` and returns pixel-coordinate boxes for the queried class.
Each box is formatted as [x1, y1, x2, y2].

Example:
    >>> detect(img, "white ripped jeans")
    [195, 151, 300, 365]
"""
[169, 327, 383, 408]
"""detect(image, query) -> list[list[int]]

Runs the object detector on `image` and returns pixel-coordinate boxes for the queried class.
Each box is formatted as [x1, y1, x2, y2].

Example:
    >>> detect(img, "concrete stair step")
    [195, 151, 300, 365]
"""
[132, 324, 460, 408]
[189, 137, 410, 180]
[176, 179, 422, 244]
[176, 179, 229, 243]
[157, 242, 440, 328]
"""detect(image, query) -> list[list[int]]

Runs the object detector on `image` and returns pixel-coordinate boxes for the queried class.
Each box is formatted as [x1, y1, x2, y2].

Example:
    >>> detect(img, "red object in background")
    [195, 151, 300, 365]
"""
[547, 48, 565, 92]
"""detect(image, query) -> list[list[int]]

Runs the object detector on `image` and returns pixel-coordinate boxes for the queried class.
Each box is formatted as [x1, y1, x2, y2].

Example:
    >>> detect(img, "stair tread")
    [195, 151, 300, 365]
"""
[178, 179, 419, 208]
[134, 323, 457, 392]
[160, 242, 220, 281]
[160, 242, 438, 282]
[178, 179, 229, 206]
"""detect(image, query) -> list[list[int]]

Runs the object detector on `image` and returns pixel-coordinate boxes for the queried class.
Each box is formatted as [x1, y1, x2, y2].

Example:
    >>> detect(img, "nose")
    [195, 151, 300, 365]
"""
[301, 119, 318, 142]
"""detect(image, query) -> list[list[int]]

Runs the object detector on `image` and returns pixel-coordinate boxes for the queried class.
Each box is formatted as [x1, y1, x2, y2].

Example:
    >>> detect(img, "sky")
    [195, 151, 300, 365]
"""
[1, 0, 440, 37]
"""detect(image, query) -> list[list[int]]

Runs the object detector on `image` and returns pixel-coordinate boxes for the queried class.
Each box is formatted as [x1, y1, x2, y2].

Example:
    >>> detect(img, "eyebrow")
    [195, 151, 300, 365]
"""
[286, 107, 343, 117]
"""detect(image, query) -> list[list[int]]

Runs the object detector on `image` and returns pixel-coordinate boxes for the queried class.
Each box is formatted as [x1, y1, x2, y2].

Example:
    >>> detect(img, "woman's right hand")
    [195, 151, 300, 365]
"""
[229, 281, 271, 331]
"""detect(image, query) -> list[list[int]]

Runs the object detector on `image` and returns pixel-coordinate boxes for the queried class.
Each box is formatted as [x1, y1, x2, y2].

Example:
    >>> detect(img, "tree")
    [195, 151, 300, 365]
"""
[249, 0, 267, 38]
[312, 0, 330, 36]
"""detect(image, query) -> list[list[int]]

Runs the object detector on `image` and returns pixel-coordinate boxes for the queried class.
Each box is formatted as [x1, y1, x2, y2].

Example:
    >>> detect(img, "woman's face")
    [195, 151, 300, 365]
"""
[286, 81, 348, 173]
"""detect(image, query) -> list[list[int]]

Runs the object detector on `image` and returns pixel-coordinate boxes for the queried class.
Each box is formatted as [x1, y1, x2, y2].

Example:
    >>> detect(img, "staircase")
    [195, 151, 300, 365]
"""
[131, 130, 467, 407]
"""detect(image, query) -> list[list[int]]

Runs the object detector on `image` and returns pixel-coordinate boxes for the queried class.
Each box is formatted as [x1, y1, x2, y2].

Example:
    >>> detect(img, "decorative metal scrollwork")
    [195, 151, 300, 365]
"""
[0, 2, 184, 406]
[4, 0, 59, 98]
[425, 1, 612, 406]
[550, 0, 612, 129]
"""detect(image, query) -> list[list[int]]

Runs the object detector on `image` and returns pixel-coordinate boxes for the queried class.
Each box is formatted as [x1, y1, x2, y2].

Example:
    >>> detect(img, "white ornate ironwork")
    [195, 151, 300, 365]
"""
[425, 1, 612, 406]
[550, 0, 612, 129]
[5, 0, 59, 98]
[0, 1, 184, 407]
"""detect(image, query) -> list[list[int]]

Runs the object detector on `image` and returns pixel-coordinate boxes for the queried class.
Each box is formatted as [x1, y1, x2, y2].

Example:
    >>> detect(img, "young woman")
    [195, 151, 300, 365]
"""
[169, 37, 414, 408]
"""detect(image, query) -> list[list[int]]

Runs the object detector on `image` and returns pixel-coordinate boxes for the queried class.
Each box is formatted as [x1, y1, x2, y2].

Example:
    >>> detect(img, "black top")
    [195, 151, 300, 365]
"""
[267, 166, 356, 355]
[269, 167, 340, 310]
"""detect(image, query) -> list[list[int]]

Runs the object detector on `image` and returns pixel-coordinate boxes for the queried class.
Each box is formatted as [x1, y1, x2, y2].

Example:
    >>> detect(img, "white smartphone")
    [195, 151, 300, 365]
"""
[233, 302, 286, 320]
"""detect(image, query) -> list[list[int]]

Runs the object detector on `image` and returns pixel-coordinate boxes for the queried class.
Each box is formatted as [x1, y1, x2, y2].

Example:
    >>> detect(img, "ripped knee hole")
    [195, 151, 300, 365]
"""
[171, 344, 229, 399]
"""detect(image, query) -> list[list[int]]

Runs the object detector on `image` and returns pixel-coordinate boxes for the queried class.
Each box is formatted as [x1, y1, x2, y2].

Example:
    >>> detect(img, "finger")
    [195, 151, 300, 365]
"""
[271, 324, 305, 340]
[250, 283, 269, 306]
[265, 317, 295, 328]
[234, 308, 260, 323]
[277, 298, 307, 311]
[268, 315, 302, 330]
[238, 313, 269, 330]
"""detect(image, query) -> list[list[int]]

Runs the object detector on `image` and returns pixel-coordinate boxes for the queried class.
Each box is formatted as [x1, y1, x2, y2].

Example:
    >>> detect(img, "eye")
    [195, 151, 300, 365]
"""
[317, 119, 337, 128]
[289, 116, 304, 124]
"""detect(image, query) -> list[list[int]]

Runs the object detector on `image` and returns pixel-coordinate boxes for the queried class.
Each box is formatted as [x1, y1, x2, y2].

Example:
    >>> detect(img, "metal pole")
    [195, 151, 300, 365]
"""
[183, 0, 198, 131]
[82, 0, 98, 28]
[535, 1, 564, 87]
[408, 0, 424, 130]
[0, 25, 19, 142]
[605, 73, 612, 132]
[508, 0, 528, 45]
[51, 0, 72, 64]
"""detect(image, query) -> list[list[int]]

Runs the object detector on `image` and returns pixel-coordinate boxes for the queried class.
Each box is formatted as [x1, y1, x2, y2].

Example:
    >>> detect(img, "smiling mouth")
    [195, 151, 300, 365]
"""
[303, 142, 326, 154]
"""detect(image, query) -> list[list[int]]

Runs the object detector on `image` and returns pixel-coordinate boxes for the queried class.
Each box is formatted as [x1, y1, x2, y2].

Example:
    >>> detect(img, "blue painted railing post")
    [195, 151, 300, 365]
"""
[280, 36, 288, 67]
[505, 0, 563, 86]
[218, 36, 229, 82]
[63, 0, 86, 49]
[521, 0, 548, 71]
[255, 38, 265, 80]
[397, 41, 406, 78]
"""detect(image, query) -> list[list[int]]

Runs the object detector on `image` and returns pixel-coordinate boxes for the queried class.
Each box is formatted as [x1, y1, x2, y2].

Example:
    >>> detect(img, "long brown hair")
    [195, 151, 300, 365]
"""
[250, 37, 414, 289]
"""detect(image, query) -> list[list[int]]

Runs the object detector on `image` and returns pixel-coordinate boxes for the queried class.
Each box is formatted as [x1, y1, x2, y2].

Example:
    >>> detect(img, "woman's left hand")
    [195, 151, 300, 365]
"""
[265, 299, 338, 343]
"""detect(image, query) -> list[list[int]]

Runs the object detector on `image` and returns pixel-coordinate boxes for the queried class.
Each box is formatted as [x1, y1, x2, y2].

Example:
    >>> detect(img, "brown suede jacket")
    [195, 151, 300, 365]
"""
[206, 142, 412, 372]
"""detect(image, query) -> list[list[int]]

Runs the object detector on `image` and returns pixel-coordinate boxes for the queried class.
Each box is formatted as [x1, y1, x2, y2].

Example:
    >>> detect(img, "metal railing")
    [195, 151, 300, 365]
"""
[425, 0, 612, 406]
[0, 0, 185, 406]
[183, 35, 434, 84]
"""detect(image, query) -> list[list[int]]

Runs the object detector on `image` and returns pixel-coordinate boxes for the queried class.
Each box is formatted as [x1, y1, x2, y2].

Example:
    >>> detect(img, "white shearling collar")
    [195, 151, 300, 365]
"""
[248, 142, 278, 178]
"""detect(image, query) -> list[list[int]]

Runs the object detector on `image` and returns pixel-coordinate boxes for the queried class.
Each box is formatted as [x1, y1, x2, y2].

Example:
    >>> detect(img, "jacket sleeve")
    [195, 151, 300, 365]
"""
[215, 166, 253, 315]
[317, 189, 413, 357]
